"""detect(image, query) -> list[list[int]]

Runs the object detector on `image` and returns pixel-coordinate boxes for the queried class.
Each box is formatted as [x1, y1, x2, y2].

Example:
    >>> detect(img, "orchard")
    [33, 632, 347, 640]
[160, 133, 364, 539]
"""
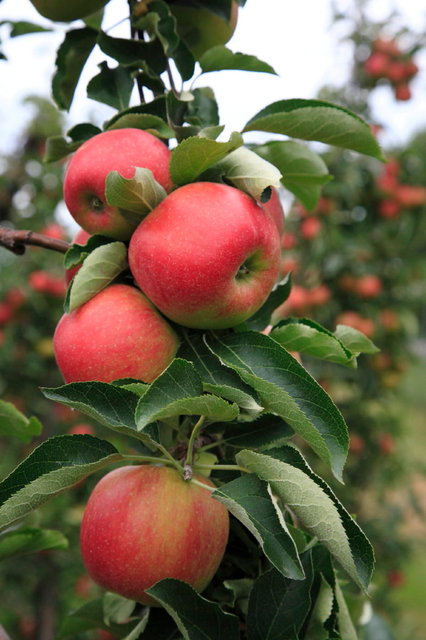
[0, 1, 424, 639]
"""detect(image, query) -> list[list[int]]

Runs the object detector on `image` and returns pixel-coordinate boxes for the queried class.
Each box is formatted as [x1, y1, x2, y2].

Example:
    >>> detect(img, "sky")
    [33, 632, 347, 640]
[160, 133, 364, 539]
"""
[0, 0, 425, 155]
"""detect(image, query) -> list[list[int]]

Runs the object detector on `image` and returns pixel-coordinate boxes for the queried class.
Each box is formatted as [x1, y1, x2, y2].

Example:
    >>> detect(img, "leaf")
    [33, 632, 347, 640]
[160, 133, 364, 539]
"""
[243, 99, 385, 161]
[271, 318, 357, 368]
[67, 242, 128, 312]
[209, 146, 282, 201]
[67, 122, 102, 142]
[253, 140, 332, 210]
[105, 167, 167, 219]
[178, 332, 262, 413]
[0, 527, 68, 560]
[237, 446, 375, 591]
[146, 579, 241, 639]
[0, 400, 42, 442]
[3, 20, 51, 37]
[52, 28, 98, 111]
[57, 598, 145, 639]
[106, 113, 174, 138]
[135, 359, 239, 430]
[87, 61, 134, 110]
[206, 331, 348, 481]
[63, 234, 113, 270]
[0, 435, 121, 530]
[186, 87, 219, 128]
[334, 579, 358, 640]
[43, 135, 82, 163]
[214, 474, 304, 579]
[169, 132, 243, 185]
[97, 31, 167, 75]
[246, 552, 314, 640]
[217, 415, 293, 451]
[104, 97, 168, 129]
[335, 325, 379, 355]
[245, 275, 292, 332]
[199, 46, 277, 75]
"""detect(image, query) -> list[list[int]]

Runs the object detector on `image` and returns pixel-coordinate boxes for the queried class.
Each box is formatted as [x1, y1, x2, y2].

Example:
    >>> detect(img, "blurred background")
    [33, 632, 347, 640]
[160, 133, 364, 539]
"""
[0, 0, 425, 639]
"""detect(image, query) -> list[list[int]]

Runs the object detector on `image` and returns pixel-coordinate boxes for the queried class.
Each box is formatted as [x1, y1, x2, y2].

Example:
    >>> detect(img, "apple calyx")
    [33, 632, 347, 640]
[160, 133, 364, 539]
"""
[89, 195, 105, 213]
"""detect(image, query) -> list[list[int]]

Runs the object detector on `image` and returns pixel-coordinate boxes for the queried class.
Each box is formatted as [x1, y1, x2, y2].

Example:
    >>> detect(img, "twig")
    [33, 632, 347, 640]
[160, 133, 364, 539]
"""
[0, 226, 70, 255]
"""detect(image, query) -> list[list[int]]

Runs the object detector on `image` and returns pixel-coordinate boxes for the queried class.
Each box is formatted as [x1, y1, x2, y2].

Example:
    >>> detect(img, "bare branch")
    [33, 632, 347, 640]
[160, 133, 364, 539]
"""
[0, 226, 70, 256]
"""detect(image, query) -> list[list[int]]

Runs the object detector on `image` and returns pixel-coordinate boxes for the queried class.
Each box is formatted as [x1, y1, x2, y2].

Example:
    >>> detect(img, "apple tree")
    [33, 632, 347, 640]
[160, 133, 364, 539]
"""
[0, 1, 389, 638]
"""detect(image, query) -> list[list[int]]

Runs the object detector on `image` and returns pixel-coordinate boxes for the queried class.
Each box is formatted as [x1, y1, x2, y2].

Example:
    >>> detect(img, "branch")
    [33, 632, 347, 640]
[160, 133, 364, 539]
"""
[0, 226, 70, 255]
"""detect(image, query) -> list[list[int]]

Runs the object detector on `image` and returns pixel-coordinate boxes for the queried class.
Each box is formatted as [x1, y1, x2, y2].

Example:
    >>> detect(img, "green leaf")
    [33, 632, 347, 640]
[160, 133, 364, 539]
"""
[237, 446, 375, 591]
[67, 242, 128, 312]
[206, 331, 348, 481]
[0, 400, 42, 442]
[334, 579, 358, 640]
[169, 132, 243, 185]
[178, 332, 262, 413]
[43, 135, 82, 163]
[63, 234, 113, 270]
[146, 578, 240, 639]
[253, 140, 332, 210]
[271, 318, 357, 368]
[135, 359, 239, 430]
[214, 474, 304, 579]
[67, 122, 102, 141]
[0, 435, 121, 530]
[243, 99, 385, 161]
[207, 146, 282, 201]
[106, 113, 174, 138]
[186, 87, 220, 128]
[199, 45, 277, 75]
[97, 31, 167, 75]
[104, 97, 168, 128]
[216, 415, 293, 451]
[0, 527, 68, 560]
[87, 61, 134, 110]
[2, 20, 51, 36]
[245, 275, 292, 332]
[105, 167, 167, 220]
[57, 598, 145, 639]
[52, 27, 98, 111]
[335, 325, 380, 355]
[246, 552, 314, 640]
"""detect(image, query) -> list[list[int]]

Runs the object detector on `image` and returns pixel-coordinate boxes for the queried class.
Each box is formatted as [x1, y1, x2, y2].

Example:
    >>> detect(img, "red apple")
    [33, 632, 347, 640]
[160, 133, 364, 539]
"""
[128, 182, 281, 329]
[363, 52, 389, 78]
[53, 284, 179, 383]
[300, 216, 322, 240]
[63, 129, 172, 240]
[29, 270, 67, 297]
[394, 83, 411, 101]
[68, 423, 95, 435]
[335, 311, 375, 338]
[281, 232, 297, 251]
[80, 465, 229, 605]
[378, 198, 401, 219]
[262, 187, 285, 235]
[354, 275, 382, 299]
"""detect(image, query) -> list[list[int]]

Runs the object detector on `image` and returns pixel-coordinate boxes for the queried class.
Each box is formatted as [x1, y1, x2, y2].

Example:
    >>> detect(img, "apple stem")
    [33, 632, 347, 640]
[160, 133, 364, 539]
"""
[189, 477, 215, 492]
[185, 415, 206, 469]
[195, 464, 250, 473]
[154, 443, 185, 474]
[0, 226, 70, 256]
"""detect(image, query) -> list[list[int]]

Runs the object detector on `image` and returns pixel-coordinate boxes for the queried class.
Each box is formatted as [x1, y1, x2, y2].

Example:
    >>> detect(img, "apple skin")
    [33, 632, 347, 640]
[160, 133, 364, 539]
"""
[80, 465, 229, 605]
[63, 129, 172, 241]
[65, 229, 91, 284]
[30, 0, 110, 22]
[262, 187, 285, 235]
[167, 1, 238, 59]
[128, 182, 281, 329]
[53, 284, 179, 383]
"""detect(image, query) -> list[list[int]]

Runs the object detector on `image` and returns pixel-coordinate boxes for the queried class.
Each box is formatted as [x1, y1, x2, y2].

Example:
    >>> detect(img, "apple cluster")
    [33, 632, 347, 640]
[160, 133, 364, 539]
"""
[54, 128, 283, 386]
[375, 158, 426, 219]
[363, 37, 419, 101]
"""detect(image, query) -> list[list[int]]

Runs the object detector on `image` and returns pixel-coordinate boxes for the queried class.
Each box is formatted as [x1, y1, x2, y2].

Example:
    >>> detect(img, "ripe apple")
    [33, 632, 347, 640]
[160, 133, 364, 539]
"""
[29, 0, 111, 22]
[394, 83, 411, 101]
[363, 52, 389, 78]
[53, 284, 179, 383]
[335, 311, 375, 338]
[300, 216, 322, 240]
[354, 275, 382, 299]
[63, 129, 172, 241]
[262, 187, 285, 235]
[80, 465, 229, 605]
[128, 182, 281, 329]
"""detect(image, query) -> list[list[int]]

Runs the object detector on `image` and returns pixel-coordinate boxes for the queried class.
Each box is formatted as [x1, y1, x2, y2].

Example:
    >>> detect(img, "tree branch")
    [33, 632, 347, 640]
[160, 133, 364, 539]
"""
[0, 226, 70, 255]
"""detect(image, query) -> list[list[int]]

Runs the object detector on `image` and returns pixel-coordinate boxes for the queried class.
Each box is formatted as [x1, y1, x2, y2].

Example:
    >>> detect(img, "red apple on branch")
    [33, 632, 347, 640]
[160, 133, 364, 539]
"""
[63, 129, 172, 240]
[53, 284, 179, 383]
[80, 465, 229, 605]
[128, 182, 281, 329]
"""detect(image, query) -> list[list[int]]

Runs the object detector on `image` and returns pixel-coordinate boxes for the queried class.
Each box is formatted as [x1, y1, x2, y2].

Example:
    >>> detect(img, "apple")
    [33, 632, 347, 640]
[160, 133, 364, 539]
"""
[394, 83, 411, 101]
[128, 182, 281, 329]
[29, 270, 67, 297]
[63, 129, 172, 241]
[281, 232, 297, 251]
[300, 216, 322, 240]
[335, 311, 375, 338]
[363, 52, 389, 78]
[262, 187, 285, 235]
[354, 275, 382, 299]
[29, 0, 111, 22]
[167, 1, 239, 59]
[68, 423, 95, 435]
[53, 284, 179, 383]
[378, 198, 401, 219]
[80, 464, 229, 605]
